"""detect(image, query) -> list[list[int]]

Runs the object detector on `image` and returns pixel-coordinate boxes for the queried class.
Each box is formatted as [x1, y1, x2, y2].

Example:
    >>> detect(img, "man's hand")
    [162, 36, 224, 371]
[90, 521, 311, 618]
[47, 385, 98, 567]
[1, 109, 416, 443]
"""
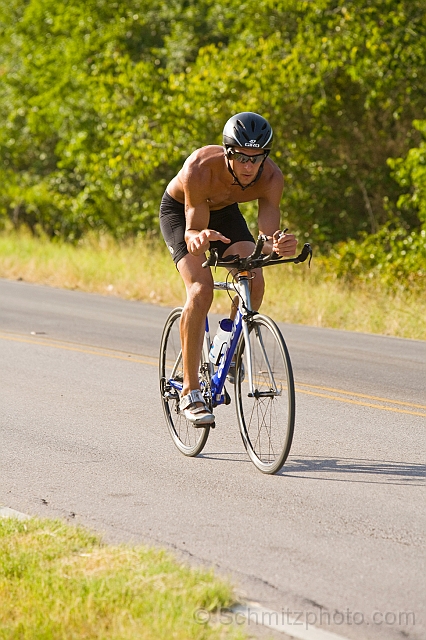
[186, 229, 231, 256]
[272, 230, 297, 257]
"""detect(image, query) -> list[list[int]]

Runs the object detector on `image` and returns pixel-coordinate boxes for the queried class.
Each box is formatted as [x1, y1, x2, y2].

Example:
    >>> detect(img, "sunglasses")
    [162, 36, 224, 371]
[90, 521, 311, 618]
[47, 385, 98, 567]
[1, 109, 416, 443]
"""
[228, 150, 268, 165]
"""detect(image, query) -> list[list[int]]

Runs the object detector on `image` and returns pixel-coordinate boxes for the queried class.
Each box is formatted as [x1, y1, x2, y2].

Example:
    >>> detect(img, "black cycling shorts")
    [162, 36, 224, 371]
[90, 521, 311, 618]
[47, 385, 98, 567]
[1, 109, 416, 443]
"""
[159, 190, 255, 265]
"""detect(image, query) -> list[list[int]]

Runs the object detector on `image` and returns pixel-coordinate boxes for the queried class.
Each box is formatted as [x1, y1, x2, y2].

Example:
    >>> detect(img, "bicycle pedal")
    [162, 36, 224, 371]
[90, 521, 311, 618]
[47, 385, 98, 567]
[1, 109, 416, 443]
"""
[164, 391, 179, 400]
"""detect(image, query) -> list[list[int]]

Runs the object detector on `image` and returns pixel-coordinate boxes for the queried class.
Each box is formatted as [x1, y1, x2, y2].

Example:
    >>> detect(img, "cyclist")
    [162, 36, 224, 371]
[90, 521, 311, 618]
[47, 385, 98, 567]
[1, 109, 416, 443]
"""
[159, 112, 297, 425]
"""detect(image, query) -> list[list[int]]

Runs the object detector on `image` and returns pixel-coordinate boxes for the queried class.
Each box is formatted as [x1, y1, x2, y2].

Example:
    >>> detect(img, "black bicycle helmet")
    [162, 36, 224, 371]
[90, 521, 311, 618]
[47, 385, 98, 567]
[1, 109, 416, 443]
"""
[222, 112, 273, 150]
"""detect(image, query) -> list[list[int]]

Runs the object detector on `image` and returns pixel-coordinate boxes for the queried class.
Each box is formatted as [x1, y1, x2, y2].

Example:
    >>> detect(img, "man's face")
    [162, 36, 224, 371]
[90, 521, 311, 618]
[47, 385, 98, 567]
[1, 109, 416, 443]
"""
[228, 147, 267, 186]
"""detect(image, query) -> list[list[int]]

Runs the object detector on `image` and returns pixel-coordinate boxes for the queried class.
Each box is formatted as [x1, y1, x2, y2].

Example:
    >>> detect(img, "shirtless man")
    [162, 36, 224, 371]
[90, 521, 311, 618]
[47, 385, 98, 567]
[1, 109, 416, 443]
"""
[160, 112, 297, 425]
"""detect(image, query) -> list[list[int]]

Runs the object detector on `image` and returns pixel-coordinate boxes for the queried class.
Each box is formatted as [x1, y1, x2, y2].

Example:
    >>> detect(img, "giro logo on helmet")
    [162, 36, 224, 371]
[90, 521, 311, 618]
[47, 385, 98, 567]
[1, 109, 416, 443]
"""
[245, 140, 260, 147]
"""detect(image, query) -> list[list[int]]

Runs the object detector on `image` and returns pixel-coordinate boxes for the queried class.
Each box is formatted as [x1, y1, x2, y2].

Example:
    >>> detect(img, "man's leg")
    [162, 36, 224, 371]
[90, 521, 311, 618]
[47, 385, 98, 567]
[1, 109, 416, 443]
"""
[177, 252, 214, 397]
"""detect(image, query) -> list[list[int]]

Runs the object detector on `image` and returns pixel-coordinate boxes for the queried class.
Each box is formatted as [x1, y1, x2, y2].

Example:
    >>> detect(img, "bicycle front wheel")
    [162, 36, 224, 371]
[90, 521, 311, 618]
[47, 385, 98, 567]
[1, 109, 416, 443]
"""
[235, 314, 295, 474]
[159, 307, 211, 457]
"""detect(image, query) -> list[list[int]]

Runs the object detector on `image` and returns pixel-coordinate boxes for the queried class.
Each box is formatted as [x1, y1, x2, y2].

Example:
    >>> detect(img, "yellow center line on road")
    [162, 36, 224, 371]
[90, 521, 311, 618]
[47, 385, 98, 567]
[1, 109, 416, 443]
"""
[295, 387, 426, 418]
[0, 332, 157, 367]
[1, 330, 425, 418]
[296, 381, 426, 410]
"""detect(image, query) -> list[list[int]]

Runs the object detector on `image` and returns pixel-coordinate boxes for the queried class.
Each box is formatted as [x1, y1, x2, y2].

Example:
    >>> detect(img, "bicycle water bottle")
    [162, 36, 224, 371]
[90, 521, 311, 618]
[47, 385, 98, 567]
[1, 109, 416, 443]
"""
[209, 318, 233, 365]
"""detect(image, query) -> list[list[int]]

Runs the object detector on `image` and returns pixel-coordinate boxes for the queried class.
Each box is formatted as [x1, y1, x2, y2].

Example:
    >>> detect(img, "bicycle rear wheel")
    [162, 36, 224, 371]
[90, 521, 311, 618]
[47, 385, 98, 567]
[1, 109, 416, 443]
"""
[235, 314, 295, 474]
[159, 307, 211, 457]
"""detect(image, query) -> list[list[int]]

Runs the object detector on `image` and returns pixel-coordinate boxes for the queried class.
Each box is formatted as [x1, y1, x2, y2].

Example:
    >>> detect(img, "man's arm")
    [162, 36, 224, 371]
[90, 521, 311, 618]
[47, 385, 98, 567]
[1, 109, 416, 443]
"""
[182, 162, 230, 256]
[257, 169, 297, 257]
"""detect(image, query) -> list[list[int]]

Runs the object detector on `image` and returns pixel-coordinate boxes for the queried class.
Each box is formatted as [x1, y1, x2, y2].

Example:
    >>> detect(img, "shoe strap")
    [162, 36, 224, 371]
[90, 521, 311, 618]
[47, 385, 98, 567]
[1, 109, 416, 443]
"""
[179, 389, 205, 411]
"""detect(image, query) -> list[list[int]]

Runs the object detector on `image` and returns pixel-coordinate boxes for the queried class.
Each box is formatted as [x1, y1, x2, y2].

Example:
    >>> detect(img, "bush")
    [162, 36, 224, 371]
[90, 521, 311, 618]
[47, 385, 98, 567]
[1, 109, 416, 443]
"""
[324, 223, 426, 292]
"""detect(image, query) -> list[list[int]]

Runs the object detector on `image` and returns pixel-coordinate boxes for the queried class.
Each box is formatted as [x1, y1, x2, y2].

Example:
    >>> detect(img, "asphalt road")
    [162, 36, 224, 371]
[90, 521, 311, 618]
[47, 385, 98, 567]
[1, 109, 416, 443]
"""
[1, 278, 425, 640]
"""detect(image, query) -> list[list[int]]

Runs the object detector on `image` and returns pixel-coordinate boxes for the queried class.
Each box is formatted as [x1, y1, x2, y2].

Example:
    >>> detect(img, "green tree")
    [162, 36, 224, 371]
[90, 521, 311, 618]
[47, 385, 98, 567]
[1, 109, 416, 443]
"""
[171, 0, 426, 243]
[388, 119, 426, 228]
[0, 0, 425, 245]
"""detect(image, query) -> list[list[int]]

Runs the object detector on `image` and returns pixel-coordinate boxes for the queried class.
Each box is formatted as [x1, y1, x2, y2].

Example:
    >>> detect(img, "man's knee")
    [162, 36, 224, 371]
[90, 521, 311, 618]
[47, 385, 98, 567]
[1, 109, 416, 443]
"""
[249, 271, 265, 311]
[251, 272, 265, 296]
[186, 280, 214, 309]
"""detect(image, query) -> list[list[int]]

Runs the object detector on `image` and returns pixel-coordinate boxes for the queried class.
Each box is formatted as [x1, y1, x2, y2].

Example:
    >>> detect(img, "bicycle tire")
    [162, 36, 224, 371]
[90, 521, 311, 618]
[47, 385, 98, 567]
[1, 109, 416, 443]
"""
[235, 314, 295, 474]
[159, 307, 211, 457]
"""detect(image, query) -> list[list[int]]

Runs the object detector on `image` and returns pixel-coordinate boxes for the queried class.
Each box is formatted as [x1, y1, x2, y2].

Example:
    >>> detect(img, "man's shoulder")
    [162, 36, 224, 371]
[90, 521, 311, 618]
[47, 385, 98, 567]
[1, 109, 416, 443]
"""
[181, 145, 224, 182]
[261, 158, 284, 188]
[265, 156, 283, 176]
[185, 145, 224, 165]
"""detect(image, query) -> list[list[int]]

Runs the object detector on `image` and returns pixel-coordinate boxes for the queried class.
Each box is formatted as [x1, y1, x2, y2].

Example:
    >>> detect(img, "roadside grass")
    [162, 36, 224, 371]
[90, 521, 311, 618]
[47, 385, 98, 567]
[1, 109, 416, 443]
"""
[0, 516, 244, 640]
[0, 230, 425, 340]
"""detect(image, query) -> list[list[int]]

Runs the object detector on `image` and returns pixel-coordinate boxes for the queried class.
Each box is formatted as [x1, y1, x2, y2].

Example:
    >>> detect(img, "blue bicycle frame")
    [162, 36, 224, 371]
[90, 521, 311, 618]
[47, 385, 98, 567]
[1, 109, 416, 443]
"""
[166, 274, 254, 408]
[209, 307, 243, 406]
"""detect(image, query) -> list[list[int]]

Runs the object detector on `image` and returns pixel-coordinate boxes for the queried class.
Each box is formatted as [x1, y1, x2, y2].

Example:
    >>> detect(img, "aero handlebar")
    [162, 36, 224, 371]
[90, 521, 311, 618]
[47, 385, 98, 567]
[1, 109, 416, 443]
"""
[202, 234, 312, 270]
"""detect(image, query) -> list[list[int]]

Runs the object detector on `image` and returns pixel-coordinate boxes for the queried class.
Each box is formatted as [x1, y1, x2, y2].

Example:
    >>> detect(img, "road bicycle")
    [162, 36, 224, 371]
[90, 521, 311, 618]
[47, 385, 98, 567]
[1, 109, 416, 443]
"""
[159, 235, 312, 474]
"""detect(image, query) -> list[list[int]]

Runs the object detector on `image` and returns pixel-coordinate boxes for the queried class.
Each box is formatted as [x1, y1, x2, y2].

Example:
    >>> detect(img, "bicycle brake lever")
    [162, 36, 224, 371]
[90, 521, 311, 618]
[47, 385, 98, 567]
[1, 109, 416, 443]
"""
[293, 243, 313, 265]
[202, 248, 219, 268]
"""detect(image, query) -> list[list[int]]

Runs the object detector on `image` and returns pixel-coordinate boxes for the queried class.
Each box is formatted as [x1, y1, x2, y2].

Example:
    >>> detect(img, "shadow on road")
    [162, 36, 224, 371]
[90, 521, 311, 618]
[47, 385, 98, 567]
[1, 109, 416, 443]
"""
[279, 456, 426, 485]
[196, 453, 425, 484]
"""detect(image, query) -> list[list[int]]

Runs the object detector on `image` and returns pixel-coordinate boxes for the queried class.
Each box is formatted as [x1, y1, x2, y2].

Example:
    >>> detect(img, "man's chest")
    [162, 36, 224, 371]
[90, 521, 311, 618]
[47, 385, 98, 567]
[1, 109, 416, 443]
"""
[206, 179, 262, 208]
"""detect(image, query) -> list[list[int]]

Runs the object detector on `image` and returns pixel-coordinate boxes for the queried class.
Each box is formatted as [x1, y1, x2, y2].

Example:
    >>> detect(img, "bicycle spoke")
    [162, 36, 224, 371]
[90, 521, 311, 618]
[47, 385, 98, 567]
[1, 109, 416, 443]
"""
[159, 308, 211, 457]
[235, 315, 295, 474]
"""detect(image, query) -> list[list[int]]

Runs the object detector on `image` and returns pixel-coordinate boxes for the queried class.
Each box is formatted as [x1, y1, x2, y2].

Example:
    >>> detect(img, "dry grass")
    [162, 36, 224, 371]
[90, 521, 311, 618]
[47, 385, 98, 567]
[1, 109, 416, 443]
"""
[0, 231, 186, 306]
[0, 230, 425, 340]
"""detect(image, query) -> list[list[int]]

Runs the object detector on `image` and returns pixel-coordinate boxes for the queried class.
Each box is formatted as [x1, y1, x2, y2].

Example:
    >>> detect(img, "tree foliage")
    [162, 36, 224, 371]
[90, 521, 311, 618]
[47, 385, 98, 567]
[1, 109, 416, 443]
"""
[0, 0, 425, 246]
[388, 119, 426, 227]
